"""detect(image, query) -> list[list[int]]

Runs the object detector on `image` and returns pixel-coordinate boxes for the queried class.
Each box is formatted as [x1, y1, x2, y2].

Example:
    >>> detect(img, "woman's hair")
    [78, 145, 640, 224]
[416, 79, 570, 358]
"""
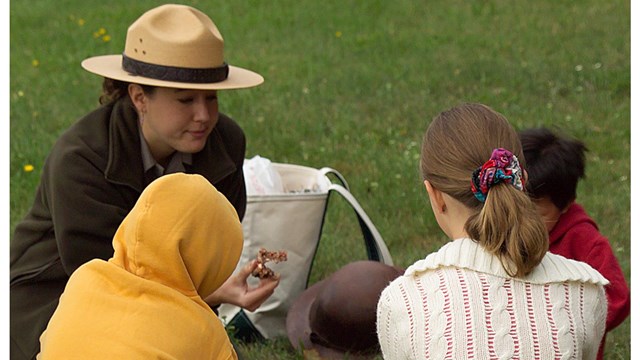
[99, 78, 156, 105]
[420, 103, 548, 277]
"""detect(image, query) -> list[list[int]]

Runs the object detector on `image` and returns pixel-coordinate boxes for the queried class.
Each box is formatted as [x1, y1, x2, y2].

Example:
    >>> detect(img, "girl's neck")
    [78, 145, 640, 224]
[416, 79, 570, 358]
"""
[441, 194, 473, 240]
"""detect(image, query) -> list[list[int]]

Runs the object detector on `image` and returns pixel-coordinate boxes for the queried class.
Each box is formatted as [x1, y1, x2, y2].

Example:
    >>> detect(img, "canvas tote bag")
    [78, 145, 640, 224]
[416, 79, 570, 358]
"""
[218, 159, 394, 342]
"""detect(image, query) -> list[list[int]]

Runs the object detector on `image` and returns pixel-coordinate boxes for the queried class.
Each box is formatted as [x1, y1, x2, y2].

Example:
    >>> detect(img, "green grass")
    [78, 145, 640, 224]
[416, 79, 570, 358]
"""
[10, 1, 630, 359]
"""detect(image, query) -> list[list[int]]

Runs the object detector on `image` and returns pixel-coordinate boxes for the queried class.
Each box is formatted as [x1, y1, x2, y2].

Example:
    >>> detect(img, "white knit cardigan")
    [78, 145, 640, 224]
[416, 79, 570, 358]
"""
[376, 238, 608, 360]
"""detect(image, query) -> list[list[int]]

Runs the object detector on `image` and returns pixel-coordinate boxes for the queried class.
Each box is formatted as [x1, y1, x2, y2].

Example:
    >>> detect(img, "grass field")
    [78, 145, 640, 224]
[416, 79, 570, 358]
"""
[10, 1, 630, 359]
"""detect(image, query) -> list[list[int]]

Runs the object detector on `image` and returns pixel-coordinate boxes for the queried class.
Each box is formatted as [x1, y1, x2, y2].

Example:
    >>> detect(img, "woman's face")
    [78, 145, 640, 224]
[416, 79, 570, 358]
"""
[132, 85, 219, 162]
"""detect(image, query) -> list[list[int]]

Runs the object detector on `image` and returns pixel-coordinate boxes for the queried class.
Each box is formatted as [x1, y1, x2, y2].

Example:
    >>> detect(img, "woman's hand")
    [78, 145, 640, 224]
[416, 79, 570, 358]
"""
[205, 259, 280, 312]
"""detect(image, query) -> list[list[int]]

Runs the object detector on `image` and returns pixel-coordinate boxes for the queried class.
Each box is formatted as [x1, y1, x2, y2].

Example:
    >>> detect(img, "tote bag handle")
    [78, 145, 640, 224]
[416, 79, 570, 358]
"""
[325, 184, 394, 265]
[320, 167, 350, 190]
[319, 167, 394, 265]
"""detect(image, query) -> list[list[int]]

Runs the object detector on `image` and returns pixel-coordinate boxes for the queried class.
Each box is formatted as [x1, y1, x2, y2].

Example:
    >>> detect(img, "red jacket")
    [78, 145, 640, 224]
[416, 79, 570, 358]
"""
[549, 203, 630, 359]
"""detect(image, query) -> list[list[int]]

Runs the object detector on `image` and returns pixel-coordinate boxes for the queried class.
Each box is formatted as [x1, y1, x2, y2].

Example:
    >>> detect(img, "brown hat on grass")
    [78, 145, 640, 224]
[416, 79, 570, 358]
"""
[81, 4, 263, 90]
[286, 261, 403, 359]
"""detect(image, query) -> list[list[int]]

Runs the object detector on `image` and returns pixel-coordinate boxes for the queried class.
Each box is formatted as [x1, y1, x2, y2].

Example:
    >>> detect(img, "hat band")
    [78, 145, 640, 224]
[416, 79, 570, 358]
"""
[122, 54, 229, 83]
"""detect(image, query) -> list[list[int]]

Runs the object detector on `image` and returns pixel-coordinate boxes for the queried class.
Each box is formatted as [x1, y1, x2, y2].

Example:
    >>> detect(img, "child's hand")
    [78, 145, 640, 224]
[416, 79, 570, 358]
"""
[205, 259, 280, 312]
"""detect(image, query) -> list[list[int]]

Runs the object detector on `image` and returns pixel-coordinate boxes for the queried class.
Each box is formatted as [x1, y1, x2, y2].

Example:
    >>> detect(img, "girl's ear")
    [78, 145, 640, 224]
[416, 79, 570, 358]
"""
[424, 180, 446, 213]
[424, 179, 434, 196]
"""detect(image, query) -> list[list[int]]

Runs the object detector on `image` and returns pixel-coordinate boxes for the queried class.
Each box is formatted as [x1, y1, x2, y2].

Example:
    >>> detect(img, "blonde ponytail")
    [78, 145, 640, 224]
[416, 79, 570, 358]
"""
[465, 183, 548, 277]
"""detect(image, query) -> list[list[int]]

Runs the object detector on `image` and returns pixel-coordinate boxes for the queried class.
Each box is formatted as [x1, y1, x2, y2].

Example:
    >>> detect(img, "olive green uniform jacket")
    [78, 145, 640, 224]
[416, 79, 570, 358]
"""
[10, 97, 247, 359]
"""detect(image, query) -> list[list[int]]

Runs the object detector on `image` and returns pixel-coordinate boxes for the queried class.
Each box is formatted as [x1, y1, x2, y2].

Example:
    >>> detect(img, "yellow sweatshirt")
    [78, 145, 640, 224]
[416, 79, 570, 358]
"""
[38, 173, 243, 359]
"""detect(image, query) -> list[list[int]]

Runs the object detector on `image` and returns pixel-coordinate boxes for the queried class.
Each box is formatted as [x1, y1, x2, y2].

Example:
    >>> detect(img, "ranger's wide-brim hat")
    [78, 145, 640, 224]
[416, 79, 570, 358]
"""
[81, 4, 263, 90]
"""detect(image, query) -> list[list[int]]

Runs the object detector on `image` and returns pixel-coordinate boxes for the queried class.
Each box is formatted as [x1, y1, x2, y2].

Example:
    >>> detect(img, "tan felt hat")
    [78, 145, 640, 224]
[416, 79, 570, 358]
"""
[81, 4, 263, 90]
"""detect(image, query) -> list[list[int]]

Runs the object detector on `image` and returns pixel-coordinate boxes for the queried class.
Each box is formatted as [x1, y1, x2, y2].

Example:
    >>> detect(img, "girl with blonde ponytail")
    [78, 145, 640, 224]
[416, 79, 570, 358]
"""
[377, 103, 609, 360]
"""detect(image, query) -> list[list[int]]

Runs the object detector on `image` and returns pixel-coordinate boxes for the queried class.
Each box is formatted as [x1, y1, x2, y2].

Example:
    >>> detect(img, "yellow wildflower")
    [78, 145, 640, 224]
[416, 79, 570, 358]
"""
[32, 59, 39, 67]
[335, 31, 342, 38]
[102, 35, 111, 42]
[78, 18, 85, 26]
[24, 164, 34, 172]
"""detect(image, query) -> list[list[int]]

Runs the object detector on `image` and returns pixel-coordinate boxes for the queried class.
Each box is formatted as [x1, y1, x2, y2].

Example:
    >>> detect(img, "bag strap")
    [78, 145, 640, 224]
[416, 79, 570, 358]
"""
[319, 167, 393, 265]
[319, 167, 350, 191]
[326, 184, 394, 265]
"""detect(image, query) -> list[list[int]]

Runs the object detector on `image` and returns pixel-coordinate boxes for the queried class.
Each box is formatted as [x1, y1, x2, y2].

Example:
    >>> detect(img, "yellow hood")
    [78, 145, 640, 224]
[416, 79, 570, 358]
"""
[109, 172, 243, 303]
[38, 174, 243, 359]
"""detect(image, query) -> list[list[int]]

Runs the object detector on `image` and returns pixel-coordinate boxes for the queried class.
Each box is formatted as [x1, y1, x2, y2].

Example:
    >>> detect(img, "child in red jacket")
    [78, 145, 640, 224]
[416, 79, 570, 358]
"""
[519, 127, 630, 360]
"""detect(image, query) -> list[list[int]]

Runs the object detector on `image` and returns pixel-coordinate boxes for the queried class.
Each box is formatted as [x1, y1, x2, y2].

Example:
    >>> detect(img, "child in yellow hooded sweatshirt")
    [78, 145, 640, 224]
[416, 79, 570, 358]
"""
[38, 173, 243, 359]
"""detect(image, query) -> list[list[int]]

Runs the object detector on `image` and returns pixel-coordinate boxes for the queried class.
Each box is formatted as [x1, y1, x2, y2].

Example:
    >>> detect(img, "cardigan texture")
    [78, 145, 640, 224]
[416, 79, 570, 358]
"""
[10, 97, 246, 359]
[38, 174, 242, 359]
[376, 238, 608, 360]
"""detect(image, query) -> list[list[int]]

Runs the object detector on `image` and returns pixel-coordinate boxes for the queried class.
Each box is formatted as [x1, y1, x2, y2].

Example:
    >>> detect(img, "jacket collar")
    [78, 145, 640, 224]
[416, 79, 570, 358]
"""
[104, 97, 236, 193]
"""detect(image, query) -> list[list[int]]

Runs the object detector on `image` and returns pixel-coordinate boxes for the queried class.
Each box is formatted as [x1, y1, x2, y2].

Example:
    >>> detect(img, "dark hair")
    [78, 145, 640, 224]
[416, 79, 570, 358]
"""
[518, 127, 587, 210]
[421, 103, 548, 277]
[99, 78, 156, 105]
